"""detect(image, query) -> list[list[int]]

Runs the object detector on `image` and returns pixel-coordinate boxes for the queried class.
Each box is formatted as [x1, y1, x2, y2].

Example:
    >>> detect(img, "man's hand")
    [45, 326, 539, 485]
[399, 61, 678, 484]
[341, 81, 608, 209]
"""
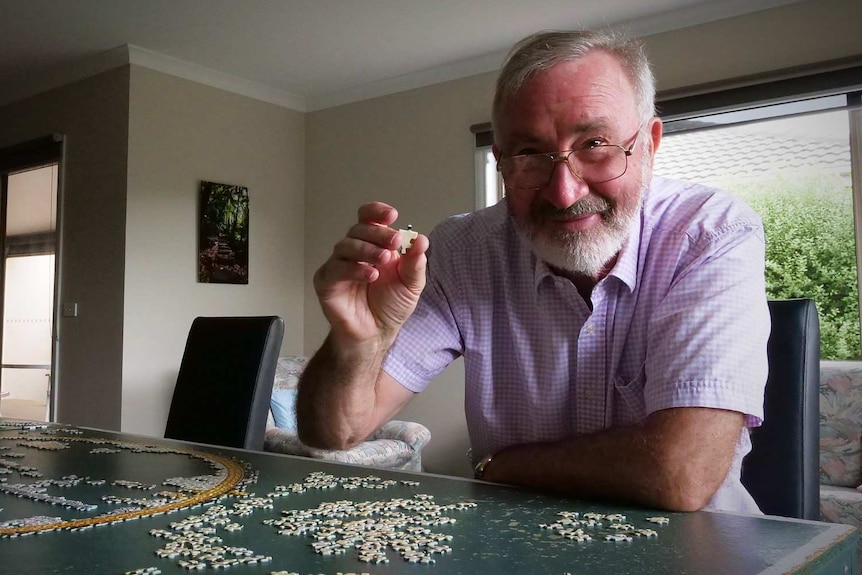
[313, 202, 429, 353]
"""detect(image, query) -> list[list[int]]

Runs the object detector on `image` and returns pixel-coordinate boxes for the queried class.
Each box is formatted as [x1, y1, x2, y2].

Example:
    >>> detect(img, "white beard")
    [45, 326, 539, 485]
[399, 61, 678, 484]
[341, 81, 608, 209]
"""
[525, 215, 634, 277]
[510, 160, 650, 278]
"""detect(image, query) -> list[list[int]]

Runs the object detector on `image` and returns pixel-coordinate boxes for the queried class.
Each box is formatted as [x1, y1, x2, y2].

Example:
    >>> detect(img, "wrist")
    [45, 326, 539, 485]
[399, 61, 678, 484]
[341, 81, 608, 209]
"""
[325, 332, 395, 368]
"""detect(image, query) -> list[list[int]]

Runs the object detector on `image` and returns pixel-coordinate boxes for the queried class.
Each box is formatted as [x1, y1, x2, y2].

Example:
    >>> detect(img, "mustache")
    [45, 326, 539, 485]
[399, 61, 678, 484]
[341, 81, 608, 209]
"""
[532, 194, 612, 220]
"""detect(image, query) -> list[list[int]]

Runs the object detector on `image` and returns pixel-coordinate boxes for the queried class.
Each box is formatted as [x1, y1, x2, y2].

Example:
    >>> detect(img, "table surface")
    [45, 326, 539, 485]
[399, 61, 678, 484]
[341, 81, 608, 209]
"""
[0, 418, 857, 575]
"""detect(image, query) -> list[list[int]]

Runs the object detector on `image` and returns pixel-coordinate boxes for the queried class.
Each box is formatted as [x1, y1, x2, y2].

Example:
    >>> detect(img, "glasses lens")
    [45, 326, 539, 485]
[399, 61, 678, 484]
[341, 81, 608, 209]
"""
[576, 146, 628, 183]
[500, 155, 551, 190]
[501, 146, 629, 190]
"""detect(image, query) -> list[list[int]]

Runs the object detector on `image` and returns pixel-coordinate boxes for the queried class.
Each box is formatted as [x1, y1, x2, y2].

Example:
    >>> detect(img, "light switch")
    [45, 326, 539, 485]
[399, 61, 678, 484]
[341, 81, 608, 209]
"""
[63, 303, 78, 317]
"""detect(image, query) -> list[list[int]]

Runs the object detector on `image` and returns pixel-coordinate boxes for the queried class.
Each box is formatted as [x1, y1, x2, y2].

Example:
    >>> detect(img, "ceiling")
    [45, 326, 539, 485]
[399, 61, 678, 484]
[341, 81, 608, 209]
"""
[1, 0, 802, 112]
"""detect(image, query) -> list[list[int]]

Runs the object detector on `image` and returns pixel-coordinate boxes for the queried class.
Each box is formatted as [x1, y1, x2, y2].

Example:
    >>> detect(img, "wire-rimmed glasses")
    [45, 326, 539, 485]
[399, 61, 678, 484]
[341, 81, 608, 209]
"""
[497, 128, 642, 191]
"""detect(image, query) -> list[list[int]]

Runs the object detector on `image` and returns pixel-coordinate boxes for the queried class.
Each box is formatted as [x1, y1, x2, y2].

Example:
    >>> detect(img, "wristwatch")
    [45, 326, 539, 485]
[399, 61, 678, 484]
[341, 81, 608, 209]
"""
[473, 453, 494, 480]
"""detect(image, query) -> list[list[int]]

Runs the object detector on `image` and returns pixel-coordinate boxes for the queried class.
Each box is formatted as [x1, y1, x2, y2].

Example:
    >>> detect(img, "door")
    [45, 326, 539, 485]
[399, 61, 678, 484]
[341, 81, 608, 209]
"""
[0, 137, 62, 422]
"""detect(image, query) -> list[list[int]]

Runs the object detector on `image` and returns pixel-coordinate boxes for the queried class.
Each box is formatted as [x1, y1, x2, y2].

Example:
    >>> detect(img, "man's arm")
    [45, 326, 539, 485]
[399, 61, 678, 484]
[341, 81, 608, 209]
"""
[296, 340, 414, 449]
[296, 202, 428, 450]
[480, 406, 744, 512]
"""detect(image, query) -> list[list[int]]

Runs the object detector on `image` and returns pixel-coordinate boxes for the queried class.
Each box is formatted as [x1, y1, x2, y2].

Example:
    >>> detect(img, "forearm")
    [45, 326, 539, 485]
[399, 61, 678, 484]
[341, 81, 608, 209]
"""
[482, 408, 742, 511]
[295, 333, 393, 450]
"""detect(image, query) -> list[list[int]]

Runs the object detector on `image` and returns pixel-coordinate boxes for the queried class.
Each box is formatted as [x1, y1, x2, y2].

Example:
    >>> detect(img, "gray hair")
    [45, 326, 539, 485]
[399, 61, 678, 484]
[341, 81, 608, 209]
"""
[492, 29, 655, 143]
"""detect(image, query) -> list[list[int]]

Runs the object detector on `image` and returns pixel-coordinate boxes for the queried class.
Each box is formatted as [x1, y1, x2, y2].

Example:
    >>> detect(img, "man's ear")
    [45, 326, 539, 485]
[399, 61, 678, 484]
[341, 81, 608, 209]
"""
[648, 117, 663, 158]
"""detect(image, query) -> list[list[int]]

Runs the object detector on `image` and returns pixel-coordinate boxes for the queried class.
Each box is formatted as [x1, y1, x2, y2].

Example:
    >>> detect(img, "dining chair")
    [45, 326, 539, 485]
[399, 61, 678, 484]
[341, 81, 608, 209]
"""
[165, 315, 284, 451]
[741, 298, 820, 520]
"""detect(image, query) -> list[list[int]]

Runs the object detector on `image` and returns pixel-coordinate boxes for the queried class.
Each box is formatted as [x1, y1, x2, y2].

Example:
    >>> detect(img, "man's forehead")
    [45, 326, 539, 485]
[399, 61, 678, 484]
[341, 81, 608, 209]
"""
[502, 81, 636, 136]
[505, 116, 617, 142]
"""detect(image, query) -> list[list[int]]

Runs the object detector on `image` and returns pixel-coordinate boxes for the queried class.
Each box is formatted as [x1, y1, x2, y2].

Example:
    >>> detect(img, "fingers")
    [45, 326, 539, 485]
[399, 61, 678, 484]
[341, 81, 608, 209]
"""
[319, 231, 427, 289]
[314, 258, 379, 290]
[316, 202, 427, 293]
[346, 220, 400, 252]
[333, 236, 394, 268]
[358, 202, 398, 226]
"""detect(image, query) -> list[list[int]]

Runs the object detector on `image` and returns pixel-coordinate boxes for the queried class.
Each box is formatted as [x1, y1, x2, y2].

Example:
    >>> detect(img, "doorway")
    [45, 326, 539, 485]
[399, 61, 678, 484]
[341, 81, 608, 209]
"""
[0, 136, 62, 422]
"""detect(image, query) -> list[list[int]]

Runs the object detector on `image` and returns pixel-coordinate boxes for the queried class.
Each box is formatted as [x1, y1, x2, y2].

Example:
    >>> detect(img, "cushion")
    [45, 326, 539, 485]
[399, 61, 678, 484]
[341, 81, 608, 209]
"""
[271, 388, 298, 431]
[820, 361, 862, 487]
[822, 484, 862, 526]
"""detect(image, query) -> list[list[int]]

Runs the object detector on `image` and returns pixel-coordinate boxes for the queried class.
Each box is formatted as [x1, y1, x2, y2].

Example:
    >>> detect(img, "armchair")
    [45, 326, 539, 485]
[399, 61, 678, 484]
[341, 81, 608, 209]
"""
[263, 356, 430, 471]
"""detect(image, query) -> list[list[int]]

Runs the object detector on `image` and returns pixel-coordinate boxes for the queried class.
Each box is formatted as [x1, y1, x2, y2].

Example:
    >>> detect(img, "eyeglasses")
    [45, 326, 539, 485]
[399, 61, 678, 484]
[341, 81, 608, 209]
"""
[497, 128, 642, 191]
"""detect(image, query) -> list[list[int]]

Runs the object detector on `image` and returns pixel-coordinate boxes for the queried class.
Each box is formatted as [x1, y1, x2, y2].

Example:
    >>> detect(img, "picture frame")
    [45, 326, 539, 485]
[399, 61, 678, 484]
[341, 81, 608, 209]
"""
[198, 181, 249, 284]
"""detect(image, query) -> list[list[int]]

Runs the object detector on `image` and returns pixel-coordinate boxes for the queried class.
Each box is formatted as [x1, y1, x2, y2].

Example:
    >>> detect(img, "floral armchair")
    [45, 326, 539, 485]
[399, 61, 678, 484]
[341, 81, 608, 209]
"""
[820, 362, 862, 515]
[263, 356, 431, 471]
[819, 360, 862, 560]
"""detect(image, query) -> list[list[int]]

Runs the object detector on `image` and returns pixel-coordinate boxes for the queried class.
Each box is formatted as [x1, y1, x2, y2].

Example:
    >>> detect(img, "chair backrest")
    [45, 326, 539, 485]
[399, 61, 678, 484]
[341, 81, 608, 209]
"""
[741, 298, 820, 520]
[165, 316, 284, 450]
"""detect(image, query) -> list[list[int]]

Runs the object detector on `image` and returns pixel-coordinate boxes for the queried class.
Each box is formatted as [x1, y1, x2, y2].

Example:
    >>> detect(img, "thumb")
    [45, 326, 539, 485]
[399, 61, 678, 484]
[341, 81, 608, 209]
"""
[397, 234, 429, 293]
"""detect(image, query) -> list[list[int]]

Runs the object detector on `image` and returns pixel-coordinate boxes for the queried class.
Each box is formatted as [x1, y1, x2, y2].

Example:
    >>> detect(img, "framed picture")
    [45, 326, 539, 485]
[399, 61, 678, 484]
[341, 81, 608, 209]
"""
[198, 181, 249, 284]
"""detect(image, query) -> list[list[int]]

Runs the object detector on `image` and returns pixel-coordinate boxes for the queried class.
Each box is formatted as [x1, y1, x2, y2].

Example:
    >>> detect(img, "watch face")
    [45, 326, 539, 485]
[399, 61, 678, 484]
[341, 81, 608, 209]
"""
[474, 455, 493, 479]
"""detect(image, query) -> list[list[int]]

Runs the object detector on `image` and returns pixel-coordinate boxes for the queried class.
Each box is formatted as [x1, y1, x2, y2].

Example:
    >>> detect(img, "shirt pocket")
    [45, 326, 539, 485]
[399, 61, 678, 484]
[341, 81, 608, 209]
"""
[613, 363, 647, 425]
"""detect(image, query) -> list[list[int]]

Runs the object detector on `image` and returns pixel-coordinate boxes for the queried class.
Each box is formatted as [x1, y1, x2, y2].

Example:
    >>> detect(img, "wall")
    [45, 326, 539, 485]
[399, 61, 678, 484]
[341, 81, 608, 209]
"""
[645, 0, 862, 93]
[0, 69, 130, 430]
[122, 66, 306, 437]
[303, 0, 862, 477]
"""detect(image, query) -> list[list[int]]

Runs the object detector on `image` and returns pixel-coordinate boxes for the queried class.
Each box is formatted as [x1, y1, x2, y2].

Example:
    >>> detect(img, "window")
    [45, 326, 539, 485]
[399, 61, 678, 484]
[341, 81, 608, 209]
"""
[474, 145, 502, 210]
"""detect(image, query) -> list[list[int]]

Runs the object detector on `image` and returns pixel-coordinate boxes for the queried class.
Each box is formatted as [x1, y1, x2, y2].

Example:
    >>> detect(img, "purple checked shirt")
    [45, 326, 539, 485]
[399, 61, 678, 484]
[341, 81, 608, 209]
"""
[383, 176, 770, 514]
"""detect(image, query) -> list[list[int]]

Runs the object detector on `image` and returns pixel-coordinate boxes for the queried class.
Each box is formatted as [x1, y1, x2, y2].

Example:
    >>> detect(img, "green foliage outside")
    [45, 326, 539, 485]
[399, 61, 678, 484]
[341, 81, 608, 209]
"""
[732, 175, 861, 359]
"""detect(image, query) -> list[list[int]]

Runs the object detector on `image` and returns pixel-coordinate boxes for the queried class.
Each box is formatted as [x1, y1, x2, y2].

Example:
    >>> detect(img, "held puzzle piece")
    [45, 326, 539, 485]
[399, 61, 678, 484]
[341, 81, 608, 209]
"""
[398, 225, 418, 255]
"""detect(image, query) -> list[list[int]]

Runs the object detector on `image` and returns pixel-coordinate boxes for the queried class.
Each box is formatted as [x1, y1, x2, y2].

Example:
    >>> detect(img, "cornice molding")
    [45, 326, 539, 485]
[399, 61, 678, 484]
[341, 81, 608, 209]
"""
[127, 45, 307, 112]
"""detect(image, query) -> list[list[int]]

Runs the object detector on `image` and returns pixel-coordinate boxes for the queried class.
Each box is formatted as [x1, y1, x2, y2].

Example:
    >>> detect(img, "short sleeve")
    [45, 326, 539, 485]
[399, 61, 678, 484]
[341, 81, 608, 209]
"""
[643, 222, 770, 427]
[382, 261, 464, 393]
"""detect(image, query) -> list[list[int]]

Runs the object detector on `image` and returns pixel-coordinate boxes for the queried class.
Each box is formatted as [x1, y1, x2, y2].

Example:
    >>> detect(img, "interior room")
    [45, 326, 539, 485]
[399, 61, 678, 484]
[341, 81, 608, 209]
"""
[0, 0, 860, 482]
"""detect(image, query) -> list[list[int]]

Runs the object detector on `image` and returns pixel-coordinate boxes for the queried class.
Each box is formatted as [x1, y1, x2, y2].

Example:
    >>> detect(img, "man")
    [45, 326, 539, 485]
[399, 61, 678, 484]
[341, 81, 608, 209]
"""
[297, 30, 769, 514]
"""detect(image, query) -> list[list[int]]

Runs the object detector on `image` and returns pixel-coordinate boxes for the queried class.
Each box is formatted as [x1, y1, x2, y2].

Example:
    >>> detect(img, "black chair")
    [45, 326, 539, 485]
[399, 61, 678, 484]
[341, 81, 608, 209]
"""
[165, 316, 284, 451]
[742, 298, 820, 520]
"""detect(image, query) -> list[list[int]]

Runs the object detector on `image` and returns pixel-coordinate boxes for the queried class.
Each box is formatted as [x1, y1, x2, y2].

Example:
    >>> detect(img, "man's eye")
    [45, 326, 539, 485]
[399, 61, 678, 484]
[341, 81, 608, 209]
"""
[583, 139, 606, 149]
[514, 148, 539, 156]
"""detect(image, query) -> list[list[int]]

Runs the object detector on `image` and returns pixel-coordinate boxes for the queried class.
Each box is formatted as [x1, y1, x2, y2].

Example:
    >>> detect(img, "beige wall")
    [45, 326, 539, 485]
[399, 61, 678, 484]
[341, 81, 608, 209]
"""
[646, 0, 862, 93]
[122, 66, 305, 437]
[0, 69, 130, 430]
[304, 0, 862, 477]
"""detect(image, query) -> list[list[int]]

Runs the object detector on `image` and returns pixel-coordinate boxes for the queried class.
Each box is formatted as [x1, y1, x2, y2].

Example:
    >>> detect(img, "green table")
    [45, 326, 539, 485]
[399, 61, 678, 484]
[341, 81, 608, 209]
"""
[0, 419, 857, 575]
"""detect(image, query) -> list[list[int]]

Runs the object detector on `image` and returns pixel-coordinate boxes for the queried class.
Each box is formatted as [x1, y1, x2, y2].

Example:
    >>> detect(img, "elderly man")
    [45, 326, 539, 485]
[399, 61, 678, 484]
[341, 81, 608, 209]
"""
[297, 29, 769, 514]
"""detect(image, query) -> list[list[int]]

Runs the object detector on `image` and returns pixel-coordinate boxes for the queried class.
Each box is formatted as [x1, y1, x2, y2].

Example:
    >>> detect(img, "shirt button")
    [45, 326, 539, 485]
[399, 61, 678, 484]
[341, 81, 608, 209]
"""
[584, 324, 595, 334]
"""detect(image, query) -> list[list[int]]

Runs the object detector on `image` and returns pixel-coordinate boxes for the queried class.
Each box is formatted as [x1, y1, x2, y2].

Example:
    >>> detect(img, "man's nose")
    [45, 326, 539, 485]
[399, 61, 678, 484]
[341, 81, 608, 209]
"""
[541, 156, 590, 208]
